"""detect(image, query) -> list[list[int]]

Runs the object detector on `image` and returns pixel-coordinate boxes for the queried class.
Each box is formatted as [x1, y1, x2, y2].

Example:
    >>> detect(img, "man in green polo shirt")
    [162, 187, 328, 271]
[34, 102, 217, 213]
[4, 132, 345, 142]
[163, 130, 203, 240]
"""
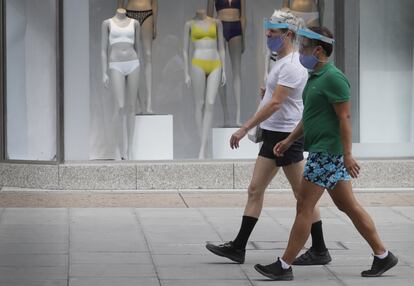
[253, 26, 398, 281]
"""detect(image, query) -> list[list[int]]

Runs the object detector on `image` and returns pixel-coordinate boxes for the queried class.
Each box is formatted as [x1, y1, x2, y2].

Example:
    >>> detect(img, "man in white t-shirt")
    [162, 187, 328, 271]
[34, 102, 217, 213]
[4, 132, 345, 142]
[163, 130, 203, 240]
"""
[206, 10, 331, 266]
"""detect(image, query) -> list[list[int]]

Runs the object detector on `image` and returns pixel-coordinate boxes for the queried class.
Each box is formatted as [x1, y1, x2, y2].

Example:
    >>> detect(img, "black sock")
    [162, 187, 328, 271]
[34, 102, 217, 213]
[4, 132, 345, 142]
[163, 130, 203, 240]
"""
[232, 216, 258, 250]
[311, 220, 327, 252]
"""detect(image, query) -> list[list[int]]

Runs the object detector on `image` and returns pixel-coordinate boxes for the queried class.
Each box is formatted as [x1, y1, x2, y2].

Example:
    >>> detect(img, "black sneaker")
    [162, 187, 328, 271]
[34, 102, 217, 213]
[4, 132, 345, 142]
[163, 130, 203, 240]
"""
[361, 251, 398, 277]
[293, 247, 332, 265]
[254, 258, 294, 281]
[205, 241, 245, 264]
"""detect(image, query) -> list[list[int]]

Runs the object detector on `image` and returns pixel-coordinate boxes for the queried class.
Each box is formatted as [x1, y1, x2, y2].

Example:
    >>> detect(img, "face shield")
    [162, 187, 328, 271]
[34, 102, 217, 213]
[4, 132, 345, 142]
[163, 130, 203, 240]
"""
[296, 28, 335, 70]
[297, 28, 335, 53]
[264, 17, 298, 31]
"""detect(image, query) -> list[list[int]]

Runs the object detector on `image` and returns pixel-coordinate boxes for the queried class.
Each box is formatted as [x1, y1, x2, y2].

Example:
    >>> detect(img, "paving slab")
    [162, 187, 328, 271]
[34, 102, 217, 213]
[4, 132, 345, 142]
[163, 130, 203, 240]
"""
[0, 206, 411, 285]
[69, 277, 160, 286]
[0, 280, 67, 286]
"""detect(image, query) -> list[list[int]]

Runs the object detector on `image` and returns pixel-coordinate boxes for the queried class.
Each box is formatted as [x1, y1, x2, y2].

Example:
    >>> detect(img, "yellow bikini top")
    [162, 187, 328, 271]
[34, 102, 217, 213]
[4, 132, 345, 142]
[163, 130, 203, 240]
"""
[191, 20, 217, 42]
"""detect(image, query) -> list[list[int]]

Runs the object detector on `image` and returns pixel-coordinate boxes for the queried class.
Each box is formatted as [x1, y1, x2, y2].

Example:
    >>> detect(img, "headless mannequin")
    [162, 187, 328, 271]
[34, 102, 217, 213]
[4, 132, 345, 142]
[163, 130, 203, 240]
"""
[184, 9, 226, 159]
[118, 0, 158, 114]
[102, 8, 141, 160]
[282, 0, 324, 27]
[207, 0, 246, 127]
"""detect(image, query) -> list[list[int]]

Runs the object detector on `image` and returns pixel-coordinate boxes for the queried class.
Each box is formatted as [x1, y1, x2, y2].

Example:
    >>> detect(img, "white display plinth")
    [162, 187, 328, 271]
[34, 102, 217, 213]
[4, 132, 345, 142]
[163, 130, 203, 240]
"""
[212, 128, 259, 159]
[131, 115, 173, 160]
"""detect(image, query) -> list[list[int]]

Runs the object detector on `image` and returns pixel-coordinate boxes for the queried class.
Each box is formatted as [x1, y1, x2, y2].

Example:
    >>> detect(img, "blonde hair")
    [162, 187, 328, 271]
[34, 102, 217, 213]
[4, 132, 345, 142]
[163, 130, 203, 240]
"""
[270, 9, 304, 31]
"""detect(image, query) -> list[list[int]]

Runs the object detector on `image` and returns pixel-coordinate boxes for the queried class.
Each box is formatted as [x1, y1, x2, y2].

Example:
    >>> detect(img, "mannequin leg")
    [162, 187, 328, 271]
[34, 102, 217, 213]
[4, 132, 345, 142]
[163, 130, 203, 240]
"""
[109, 69, 127, 159]
[140, 16, 154, 114]
[228, 36, 243, 127]
[125, 67, 140, 160]
[190, 65, 207, 138]
[199, 68, 222, 159]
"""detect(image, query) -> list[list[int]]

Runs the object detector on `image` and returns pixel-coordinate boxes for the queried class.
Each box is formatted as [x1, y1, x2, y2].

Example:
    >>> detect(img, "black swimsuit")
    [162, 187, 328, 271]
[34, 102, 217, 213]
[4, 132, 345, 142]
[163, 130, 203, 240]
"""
[215, 0, 242, 42]
[127, 10, 153, 26]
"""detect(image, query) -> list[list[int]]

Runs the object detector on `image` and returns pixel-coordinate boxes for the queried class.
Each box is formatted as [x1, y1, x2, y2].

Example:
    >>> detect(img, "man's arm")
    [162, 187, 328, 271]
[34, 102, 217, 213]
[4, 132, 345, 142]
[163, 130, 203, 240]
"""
[241, 85, 292, 131]
[333, 101, 352, 156]
[333, 101, 360, 178]
[230, 84, 292, 149]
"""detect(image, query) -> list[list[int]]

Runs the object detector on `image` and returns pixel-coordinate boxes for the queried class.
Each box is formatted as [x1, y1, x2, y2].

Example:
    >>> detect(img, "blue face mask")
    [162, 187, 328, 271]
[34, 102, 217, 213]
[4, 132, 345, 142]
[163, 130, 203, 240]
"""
[267, 35, 285, 53]
[299, 52, 319, 70]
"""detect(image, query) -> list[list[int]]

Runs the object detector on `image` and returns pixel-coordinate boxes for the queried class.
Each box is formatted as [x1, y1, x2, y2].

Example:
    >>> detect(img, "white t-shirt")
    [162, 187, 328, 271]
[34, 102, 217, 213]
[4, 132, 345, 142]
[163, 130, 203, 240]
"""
[259, 52, 308, 133]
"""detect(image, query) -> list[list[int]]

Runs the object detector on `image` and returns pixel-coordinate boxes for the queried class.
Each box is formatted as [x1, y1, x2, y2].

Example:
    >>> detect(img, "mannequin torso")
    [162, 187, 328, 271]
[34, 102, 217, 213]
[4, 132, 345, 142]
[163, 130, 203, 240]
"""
[215, 0, 241, 22]
[108, 17, 139, 63]
[286, 0, 318, 12]
[191, 16, 221, 62]
[103, 10, 140, 63]
[283, 0, 323, 27]
[124, 0, 152, 11]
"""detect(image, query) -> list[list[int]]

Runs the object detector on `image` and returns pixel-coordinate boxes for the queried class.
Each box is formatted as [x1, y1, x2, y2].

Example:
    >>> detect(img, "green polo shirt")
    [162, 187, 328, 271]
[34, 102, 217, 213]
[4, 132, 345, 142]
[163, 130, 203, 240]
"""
[302, 62, 350, 155]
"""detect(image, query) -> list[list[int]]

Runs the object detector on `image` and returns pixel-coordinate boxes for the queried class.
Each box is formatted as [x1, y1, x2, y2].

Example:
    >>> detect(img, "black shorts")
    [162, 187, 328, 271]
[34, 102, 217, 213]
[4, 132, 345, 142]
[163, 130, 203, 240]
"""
[258, 129, 304, 167]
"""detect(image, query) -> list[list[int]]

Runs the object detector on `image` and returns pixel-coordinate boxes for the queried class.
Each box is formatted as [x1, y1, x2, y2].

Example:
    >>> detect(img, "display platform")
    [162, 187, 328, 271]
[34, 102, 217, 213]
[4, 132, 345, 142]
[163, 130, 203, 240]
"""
[131, 114, 173, 160]
[212, 128, 260, 159]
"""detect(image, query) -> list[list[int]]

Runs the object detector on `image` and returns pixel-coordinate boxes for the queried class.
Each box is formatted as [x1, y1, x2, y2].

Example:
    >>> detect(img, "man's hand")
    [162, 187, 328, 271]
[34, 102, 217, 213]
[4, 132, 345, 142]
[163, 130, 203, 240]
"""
[273, 138, 292, 157]
[344, 154, 360, 178]
[230, 127, 248, 149]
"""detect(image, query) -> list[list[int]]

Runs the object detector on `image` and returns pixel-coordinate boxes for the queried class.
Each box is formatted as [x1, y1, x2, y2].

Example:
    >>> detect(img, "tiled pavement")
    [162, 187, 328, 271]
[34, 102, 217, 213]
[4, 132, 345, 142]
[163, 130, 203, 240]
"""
[0, 206, 412, 286]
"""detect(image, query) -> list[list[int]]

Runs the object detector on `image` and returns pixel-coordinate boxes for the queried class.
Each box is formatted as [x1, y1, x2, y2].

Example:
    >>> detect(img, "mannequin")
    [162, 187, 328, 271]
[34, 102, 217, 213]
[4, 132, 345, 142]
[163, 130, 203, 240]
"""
[184, 9, 226, 159]
[207, 0, 246, 127]
[118, 0, 158, 114]
[282, 0, 324, 27]
[102, 8, 141, 160]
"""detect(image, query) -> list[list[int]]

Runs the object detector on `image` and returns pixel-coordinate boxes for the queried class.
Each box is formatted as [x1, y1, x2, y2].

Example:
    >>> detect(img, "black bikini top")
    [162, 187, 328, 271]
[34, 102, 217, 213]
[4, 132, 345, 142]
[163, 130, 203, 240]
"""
[215, 0, 241, 11]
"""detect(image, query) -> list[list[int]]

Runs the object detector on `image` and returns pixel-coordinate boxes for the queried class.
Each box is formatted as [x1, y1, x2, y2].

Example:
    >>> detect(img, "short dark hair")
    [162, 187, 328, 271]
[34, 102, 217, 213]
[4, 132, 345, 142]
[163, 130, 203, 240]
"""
[308, 26, 334, 57]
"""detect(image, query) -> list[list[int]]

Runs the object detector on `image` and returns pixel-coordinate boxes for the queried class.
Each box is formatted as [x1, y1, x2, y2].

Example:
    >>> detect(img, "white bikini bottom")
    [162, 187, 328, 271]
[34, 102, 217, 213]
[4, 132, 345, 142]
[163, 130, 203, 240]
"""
[109, 60, 140, 76]
[291, 11, 319, 26]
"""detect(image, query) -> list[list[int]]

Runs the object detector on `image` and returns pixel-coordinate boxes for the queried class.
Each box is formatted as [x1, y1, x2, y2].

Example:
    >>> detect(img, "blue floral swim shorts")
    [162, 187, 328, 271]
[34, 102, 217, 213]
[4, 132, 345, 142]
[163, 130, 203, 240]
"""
[303, 152, 351, 190]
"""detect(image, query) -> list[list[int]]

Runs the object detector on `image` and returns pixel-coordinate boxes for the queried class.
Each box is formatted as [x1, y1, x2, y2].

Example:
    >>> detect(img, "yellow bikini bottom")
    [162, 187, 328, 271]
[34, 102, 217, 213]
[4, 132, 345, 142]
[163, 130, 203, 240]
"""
[192, 58, 221, 76]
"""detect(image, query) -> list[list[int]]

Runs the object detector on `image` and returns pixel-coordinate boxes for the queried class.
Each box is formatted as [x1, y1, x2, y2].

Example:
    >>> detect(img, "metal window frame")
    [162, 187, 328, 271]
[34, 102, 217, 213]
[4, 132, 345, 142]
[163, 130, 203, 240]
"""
[0, 0, 4, 161]
[0, 0, 64, 165]
[334, 0, 360, 142]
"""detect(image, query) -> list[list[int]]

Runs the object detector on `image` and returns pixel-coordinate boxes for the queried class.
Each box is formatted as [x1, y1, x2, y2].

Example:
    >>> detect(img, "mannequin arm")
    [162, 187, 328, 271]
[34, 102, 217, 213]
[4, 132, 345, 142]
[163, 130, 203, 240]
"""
[101, 20, 110, 87]
[318, 0, 324, 26]
[240, 0, 246, 52]
[152, 0, 158, 38]
[216, 19, 226, 85]
[183, 21, 192, 85]
[207, 0, 215, 17]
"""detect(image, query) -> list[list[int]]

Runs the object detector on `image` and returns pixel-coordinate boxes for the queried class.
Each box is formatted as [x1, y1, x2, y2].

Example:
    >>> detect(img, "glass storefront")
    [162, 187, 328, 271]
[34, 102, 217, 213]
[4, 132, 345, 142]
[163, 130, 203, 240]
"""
[1, 0, 413, 162]
[3, 0, 58, 160]
[356, 0, 414, 157]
